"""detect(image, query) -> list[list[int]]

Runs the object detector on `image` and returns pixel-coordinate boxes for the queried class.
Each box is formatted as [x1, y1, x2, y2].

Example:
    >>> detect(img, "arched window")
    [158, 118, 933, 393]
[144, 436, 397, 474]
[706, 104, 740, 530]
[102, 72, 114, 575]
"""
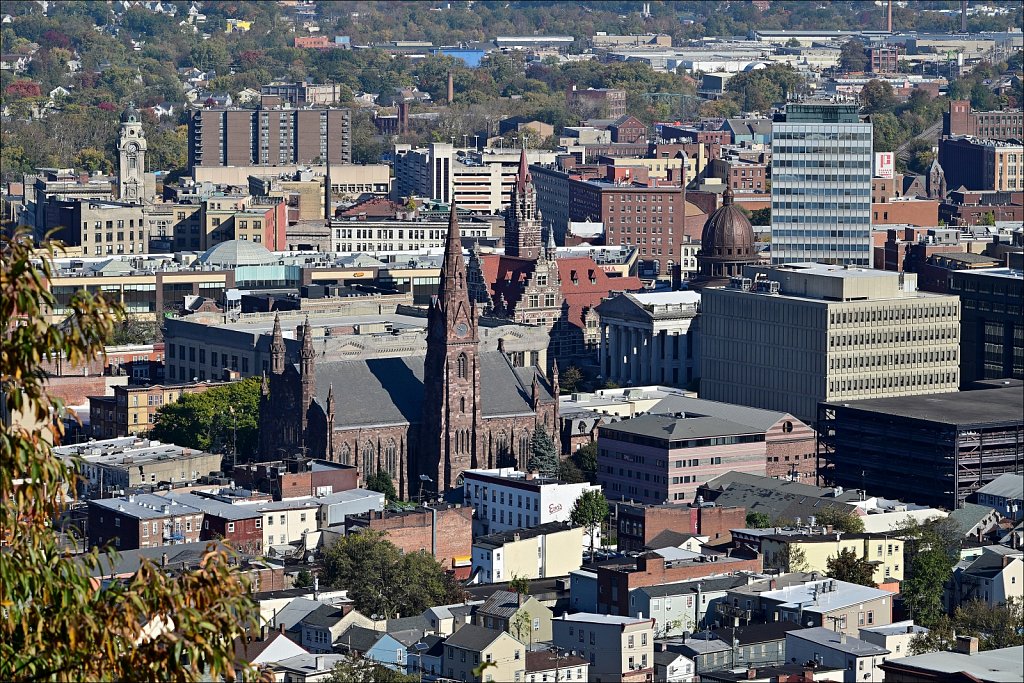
[361, 441, 376, 480]
[495, 431, 512, 468]
[339, 443, 351, 466]
[457, 353, 468, 380]
[384, 439, 398, 476]
[460, 397, 466, 413]
[519, 431, 531, 464]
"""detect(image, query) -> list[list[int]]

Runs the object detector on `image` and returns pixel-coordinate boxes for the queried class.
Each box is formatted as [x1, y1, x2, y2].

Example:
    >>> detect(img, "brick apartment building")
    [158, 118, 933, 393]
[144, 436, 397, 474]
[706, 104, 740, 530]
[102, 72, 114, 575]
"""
[871, 198, 940, 226]
[188, 106, 351, 170]
[868, 46, 900, 73]
[942, 100, 1024, 139]
[609, 115, 648, 144]
[616, 502, 746, 551]
[938, 136, 1024, 192]
[89, 381, 226, 439]
[532, 166, 708, 283]
[596, 552, 763, 615]
[707, 157, 768, 193]
[88, 493, 205, 550]
[345, 504, 473, 571]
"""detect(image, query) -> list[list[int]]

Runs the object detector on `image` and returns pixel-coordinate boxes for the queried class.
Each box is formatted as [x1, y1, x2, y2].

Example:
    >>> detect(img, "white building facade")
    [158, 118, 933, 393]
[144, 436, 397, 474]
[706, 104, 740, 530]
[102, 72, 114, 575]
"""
[463, 468, 602, 547]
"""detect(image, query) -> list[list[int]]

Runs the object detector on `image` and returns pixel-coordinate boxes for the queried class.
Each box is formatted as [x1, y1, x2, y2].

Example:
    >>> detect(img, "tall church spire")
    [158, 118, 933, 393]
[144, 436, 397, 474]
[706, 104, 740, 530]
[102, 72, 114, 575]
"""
[505, 147, 542, 260]
[270, 313, 285, 375]
[421, 204, 483, 494]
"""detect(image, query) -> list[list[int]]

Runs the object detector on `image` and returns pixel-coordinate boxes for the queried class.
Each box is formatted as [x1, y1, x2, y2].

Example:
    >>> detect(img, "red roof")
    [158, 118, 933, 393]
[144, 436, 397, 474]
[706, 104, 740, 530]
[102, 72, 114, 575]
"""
[479, 254, 643, 331]
[337, 196, 405, 218]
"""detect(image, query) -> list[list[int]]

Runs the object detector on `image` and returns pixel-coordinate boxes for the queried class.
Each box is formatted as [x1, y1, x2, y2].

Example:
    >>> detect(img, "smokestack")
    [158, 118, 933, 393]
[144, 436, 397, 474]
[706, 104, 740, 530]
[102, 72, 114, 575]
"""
[887, 0, 893, 32]
[961, 0, 967, 32]
[447, 72, 454, 103]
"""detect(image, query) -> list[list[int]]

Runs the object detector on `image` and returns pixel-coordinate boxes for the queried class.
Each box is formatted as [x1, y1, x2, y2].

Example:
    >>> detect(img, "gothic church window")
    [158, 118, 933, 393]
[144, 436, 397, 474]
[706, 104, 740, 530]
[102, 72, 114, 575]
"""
[457, 353, 468, 379]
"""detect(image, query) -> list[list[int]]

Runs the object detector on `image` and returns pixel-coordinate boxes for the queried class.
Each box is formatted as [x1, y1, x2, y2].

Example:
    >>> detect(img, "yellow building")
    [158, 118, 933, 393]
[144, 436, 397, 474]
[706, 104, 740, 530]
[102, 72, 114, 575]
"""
[472, 522, 584, 583]
[443, 625, 526, 683]
[225, 19, 252, 33]
[474, 590, 554, 647]
[761, 532, 904, 586]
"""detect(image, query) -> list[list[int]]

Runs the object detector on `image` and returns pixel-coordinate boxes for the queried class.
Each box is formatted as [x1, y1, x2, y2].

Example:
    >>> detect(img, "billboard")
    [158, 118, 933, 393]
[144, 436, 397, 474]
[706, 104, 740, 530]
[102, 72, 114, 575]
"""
[875, 152, 894, 179]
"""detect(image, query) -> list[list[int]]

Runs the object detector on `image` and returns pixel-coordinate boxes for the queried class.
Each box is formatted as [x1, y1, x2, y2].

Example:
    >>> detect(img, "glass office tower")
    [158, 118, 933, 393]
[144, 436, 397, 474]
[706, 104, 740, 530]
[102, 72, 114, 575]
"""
[771, 103, 874, 266]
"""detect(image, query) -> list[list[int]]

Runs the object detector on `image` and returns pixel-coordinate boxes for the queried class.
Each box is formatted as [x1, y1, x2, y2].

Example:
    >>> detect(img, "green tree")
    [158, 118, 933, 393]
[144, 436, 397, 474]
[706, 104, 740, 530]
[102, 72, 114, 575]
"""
[749, 208, 771, 226]
[320, 531, 463, 619]
[860, 79, 898, 114]
[746, 511, 772, 529]
[826, 548, 877, 587]
[571, 441, 598, 482]
[0, 229, 258, 681]
[327, 658, 418, 682]
[767, 543, 809, 572]
[814, 507, 865, 534]
[509, 573, 530, 597]
[110, 318, 161, 345]
[557, 457, 587, 484]
[904, 546, 954, 627]
[294, 569, 314, 588]
[365, 470, 399, 503]
[570, 489, 608, 561]
[840, 39, 868, 73]
[560, 365, 583, 394]
[981, 211, 996, 226]
[73, 146, 113, 174]
[871, 112, 907, 153]
[526, 425, 559, 476]
[151, 377, 261, 459]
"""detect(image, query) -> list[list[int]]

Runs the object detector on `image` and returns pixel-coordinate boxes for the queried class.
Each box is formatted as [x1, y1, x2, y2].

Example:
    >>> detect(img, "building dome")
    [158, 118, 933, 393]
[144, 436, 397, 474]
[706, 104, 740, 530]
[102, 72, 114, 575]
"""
[700, 187, 756, 260]
[691, 187, 758, 288]
[196, 240, 275, 269]
[121, 103, 141, 123]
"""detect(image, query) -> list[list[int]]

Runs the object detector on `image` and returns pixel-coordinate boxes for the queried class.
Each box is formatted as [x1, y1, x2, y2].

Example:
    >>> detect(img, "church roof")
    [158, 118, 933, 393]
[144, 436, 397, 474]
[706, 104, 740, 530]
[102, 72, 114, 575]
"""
[310, 352, 553, 428]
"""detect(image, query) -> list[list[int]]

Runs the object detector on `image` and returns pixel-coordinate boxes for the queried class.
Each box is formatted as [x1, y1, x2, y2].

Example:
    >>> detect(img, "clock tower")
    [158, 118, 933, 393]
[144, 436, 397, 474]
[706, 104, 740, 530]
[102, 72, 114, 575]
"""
[118, 104, 147, 203]
[420, 204, 482, 494]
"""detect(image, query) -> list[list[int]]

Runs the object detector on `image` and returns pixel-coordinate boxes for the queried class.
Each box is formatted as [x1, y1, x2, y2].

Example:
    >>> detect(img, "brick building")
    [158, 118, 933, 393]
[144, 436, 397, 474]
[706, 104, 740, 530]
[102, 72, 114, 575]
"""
[609, 115, 648, 144]
[532, 167, 708, 283]
[616, 502, 746, 551]
[257, 207, 559, 498]
[568, 87, 627, 119]
[345, 504, 473, 571]
[871, 198, 940, 226]
[232, 457, 359, 500]
[596, 552, 763, 615]
[259, 82, 349, 107]
[707, 156, 768, 193]
[938, 136, 1024, 192]
[468, 151, 644, 366]
[868, 46, 900, 74]
[939, 189, 1024, 226]
[188, 106, 351, 170]
[89, 381, 226, 439]
[88, 493, 205, 550]
[942, 100, 1024, 140]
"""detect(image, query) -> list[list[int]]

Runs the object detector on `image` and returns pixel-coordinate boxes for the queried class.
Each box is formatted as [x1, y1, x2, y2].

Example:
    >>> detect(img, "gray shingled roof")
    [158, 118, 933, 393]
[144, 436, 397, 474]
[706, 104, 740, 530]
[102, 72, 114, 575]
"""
[477, 590, 527, 620]
[976, 473, 1023, 500]
[600, 414, 760, 442]
[444, 623, 506, 651]
[301, 604, 348, 629]
[651, 395, 791, 431]
[312, 352, 552, 428]
[338, 625, 386, 653]
[700, 472, 856, 523]
[638, 575, 750, 598]
[949, 503, 998, 536]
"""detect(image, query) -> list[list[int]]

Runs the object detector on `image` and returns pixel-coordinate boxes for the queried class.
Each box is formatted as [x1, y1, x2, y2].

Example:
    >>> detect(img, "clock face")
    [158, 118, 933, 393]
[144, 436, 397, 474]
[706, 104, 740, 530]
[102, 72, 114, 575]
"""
[455, 322, 469, 338]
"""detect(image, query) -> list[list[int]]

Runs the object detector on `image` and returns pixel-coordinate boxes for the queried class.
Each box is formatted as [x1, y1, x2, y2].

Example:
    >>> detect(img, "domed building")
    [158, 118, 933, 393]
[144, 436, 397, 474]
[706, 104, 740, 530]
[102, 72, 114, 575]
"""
[689, 187, 758, 290]
[195, 239, 276, 269]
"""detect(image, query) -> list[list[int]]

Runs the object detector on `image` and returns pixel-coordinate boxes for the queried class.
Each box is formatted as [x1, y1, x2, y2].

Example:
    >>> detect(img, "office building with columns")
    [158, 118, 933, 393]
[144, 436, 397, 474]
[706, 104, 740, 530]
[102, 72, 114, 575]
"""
[595, 291, 700, 389]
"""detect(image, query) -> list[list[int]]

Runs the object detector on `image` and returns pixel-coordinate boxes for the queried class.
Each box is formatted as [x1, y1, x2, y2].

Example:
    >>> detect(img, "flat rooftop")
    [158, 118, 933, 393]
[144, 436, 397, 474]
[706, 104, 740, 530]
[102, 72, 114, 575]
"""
[823, 386, 1023, 427]
[600, 414, 762, 441]
[883, 646, 1024, 682]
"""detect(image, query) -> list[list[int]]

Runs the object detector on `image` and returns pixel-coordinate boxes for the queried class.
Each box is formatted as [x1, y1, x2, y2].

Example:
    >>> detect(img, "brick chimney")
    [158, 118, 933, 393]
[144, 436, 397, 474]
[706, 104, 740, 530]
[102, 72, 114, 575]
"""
[955, 635, 979, 655]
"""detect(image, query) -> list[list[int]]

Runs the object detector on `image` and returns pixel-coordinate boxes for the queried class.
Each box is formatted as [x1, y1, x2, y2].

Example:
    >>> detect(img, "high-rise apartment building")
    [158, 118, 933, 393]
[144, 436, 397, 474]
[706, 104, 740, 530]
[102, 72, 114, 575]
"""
[700, 263, 961, 423]
[771, 103, 873, 267]
[188, 107, 351, 170]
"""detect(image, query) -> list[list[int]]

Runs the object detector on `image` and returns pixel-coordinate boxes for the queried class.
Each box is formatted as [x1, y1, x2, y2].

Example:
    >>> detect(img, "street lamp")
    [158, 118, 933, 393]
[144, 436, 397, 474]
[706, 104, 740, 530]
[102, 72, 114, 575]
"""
[418, 474, 433, 504]
[413, 641, 429, 682]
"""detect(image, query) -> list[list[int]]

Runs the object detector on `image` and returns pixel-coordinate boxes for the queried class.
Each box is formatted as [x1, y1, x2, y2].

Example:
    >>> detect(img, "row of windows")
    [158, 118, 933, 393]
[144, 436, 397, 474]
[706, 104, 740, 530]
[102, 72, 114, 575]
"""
[828, 372, 955, 393]
[829, 327, 957, 347]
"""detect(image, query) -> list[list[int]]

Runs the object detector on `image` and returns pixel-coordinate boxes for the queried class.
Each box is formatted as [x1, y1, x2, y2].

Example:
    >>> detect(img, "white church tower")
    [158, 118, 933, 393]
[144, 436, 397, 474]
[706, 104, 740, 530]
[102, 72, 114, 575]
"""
[118, 104, 147, 203]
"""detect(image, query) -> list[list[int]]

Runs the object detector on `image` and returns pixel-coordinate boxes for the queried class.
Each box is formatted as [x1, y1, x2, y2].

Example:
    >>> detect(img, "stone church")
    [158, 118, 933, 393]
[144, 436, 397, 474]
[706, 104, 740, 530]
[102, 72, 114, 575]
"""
[258, 207, 559, 498]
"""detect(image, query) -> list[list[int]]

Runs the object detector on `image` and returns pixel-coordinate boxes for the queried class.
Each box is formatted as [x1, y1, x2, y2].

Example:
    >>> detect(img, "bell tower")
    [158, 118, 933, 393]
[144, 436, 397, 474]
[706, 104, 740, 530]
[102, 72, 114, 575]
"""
[118, 104, 147, 203]
[505, 147, 543, 259]
[420, 204, 482, 494]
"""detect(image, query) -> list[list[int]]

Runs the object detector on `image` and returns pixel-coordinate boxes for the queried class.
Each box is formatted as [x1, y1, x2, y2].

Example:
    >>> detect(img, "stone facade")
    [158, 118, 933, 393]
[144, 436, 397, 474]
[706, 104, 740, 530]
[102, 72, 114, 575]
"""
[258, 207, 559, 497]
